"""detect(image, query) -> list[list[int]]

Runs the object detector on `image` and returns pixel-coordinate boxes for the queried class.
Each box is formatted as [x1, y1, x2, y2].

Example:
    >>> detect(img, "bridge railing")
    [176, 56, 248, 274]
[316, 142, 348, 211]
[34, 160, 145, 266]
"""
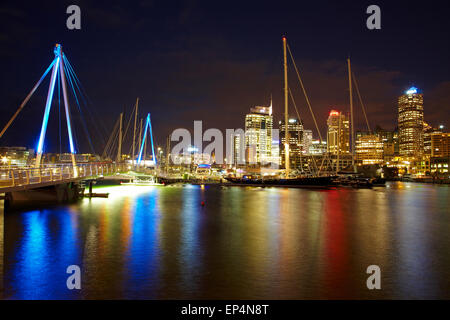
[0, 162, 127, 189]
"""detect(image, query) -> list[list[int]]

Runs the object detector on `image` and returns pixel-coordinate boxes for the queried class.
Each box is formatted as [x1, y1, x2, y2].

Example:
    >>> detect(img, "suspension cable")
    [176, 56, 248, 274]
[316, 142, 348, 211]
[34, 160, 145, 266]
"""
[64, 60, 96, 154]
[0, 59, 56, 139]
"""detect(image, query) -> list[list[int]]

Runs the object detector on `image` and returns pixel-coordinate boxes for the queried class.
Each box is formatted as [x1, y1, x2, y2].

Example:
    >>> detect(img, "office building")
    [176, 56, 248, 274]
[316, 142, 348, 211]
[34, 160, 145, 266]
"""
[326, 110, 350, 155]
[245, 102, 273, 165]
[355, 135, 384, 165]
[398, 87, 424, 158]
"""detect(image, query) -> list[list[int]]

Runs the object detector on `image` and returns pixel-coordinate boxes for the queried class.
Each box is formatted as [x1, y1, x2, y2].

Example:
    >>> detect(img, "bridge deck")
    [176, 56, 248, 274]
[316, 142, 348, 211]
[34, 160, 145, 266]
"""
[0, 163, 124, 193]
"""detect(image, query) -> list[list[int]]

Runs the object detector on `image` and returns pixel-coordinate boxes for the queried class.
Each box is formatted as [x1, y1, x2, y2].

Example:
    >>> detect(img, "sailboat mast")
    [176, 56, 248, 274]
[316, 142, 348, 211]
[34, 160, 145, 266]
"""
[138, 118, 143, 166]
[132, 97, 139, 167]
[117, 112, 123, 163]
[337, 112, 341, 173]
[283, 36, 290, 177]
[347, 58, 355, 169]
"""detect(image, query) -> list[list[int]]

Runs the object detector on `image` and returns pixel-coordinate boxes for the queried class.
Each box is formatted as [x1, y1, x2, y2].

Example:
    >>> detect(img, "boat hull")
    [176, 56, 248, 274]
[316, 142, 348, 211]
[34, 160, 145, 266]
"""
[224, 176, 334, 187]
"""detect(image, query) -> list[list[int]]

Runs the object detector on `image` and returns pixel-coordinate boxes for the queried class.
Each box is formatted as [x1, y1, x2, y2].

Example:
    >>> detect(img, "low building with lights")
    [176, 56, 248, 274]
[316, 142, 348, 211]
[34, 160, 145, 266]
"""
[309, 140, 327, 155]
[430, 132, 450, 177]
[424, 122, 443, 156]
[431, 132, 450, 158]
[355, 135, 384, 165]
[430, 157, 449, 176]
[0, 146, 32, 166]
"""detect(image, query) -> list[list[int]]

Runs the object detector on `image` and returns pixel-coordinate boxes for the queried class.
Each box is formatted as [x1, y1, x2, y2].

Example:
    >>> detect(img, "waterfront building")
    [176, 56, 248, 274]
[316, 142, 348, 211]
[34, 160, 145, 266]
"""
[326, 110, 350, 155]
[431, 133, 450, 158]
[357, 128, 398, 162]
[424, 123, 443, 156]
[270, 139, 281, 166]
[57, 153, 95, 163]
[309, 139, 327, 155]
[430, 157, 449, 175]
[0, 146, 32, 166]
[245, 102, 273, 165]
[355, 135, 384, 165]
[398, 87, 424, 158]
[376, 127, 399, 160]
[279, 118, 303, 169]
[302, 129, 313, 154]
[231, 132, 245, 166]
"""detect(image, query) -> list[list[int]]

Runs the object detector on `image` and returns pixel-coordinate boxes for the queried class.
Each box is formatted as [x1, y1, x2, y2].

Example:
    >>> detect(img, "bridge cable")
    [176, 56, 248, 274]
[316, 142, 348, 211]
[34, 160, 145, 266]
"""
[57, 70, 62, 157]
[64, 55, 98, 152]
[63, 60, 96, 154]
[63, 55, 109, 146]
[0, 58, 56, 139]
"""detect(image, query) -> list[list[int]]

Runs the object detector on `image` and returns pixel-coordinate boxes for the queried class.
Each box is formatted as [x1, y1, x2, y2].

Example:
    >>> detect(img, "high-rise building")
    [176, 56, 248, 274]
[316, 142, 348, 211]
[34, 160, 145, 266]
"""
[423, 122, 443, 156]
[326, 110, 350, 155]
[279, 118, 303, 169]
[245, 101, 273, 165]
[232, 133, 244, 166]
[398, 87, 424, 158]
[355, 135, 384, 165]
[431, 133, 450, 158]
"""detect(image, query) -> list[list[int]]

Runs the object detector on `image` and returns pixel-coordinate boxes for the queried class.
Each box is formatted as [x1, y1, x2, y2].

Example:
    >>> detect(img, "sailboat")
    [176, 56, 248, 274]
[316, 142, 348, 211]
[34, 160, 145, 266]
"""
[225, 37, 334, 187]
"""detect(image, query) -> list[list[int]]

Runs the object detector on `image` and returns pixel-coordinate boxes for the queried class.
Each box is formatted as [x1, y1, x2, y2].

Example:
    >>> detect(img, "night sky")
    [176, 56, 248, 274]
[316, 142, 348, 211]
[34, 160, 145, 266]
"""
[1, 0, 449, 154]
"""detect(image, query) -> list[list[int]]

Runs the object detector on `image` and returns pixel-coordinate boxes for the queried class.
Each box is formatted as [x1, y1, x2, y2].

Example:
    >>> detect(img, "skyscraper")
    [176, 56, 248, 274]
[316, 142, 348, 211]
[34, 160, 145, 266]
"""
[245, 101, 273, 165]
[231, 131, 245, 166]
[326, 110, 350, 155]
[398, 87, 424, 158]
[279, 118, 303, 169]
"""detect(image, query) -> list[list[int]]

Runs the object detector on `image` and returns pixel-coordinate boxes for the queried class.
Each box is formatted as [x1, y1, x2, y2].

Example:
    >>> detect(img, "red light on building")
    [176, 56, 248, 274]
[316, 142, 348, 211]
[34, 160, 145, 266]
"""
[329, 110, 340, 116]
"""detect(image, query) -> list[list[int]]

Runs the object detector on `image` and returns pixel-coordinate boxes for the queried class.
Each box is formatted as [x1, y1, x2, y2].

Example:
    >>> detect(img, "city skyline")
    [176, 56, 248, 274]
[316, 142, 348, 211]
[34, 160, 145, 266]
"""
[1, 1, 450, 305]
[0, 1, 449, 153]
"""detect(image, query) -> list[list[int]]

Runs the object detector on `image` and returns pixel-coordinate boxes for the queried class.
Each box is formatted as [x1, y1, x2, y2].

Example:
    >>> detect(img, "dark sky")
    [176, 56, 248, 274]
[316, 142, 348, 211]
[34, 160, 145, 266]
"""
[1, 0, 449, 154]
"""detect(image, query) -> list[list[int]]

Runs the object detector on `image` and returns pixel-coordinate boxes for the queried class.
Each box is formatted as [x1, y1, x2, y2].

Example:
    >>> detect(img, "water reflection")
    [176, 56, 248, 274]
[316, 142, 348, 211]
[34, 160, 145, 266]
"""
[3, 182, 450, 299]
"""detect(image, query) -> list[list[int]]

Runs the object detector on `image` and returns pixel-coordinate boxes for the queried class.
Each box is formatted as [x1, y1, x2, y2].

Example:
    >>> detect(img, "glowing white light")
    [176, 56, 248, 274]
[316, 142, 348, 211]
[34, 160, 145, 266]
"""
[406, 87, 418, 94]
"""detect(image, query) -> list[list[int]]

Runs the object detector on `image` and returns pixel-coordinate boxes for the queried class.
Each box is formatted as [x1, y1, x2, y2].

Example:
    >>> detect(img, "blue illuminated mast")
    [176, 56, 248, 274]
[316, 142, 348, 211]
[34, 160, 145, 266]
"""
[35, 44, 77, 174]
[137, 113, 156, 166]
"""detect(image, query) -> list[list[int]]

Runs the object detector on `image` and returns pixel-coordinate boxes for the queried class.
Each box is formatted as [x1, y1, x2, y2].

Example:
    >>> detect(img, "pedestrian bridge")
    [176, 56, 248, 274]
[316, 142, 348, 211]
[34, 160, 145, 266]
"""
[0, 163, 126, 193]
